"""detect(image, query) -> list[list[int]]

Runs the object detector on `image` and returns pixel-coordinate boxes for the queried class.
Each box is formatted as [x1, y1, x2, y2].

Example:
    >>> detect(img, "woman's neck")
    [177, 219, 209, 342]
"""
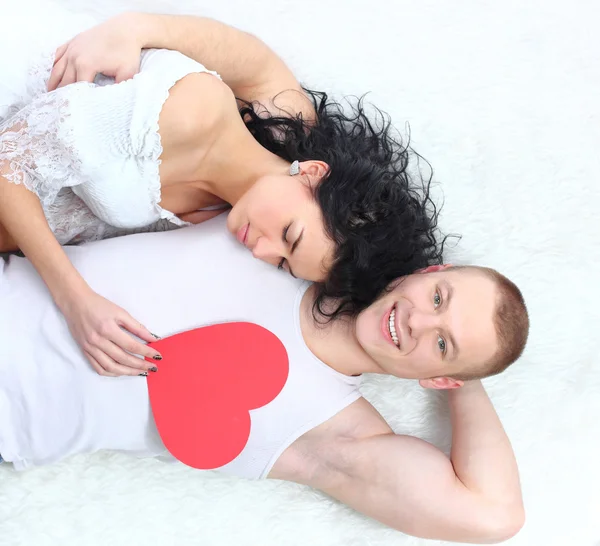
[195, 113, 291, 205]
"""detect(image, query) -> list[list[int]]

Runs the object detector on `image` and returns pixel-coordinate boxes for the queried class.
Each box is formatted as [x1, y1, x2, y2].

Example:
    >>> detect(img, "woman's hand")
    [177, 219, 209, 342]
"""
[48, 13, 144, 91]
[61, 287, 163, 377]
[1, 73, 161, 378]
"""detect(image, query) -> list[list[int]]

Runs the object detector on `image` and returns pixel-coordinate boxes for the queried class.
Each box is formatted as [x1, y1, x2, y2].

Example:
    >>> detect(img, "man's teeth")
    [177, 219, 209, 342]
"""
[388, 307, 399, 347]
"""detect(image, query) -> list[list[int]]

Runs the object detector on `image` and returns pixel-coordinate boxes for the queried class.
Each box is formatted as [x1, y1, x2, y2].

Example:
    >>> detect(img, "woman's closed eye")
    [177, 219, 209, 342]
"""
[282, 222, 304, 254]
[278, 222, 302, 277]
[282, 223, 291, 246]
[277, 224, 292, 273]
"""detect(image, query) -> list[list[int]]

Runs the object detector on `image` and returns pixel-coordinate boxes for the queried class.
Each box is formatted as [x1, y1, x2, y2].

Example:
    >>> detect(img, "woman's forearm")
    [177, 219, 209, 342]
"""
[0, 174, 90, 309]
[129, 12, 292, 95]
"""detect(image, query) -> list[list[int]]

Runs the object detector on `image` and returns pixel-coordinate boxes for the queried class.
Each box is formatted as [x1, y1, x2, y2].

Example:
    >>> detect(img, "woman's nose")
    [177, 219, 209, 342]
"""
[252, 236, 284, 262]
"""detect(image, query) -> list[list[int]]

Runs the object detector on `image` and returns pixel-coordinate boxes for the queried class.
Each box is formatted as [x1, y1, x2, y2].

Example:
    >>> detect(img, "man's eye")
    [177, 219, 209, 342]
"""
[433, 291, 442, 308]
[437, 335, 446, 354]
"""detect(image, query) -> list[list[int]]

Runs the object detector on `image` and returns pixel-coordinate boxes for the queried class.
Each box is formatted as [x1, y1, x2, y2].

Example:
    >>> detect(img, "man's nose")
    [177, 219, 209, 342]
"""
[407, 310, 440, 338]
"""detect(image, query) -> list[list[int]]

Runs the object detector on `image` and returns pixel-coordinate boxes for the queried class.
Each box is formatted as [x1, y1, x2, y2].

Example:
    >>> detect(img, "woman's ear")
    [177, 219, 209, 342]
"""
[298, 160, 329, 180]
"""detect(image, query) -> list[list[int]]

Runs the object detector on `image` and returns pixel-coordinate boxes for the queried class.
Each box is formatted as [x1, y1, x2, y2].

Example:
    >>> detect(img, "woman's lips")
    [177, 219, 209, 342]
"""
[236, 223, 249, 246]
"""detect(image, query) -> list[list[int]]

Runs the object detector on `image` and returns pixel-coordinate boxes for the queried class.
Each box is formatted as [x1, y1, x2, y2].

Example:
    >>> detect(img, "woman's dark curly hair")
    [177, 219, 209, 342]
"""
[239, 88, 446, 322]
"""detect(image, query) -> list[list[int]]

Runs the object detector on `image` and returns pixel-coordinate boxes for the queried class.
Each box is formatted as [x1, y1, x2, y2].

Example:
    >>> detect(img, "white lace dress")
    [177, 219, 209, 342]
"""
[0, 2, 220, 245]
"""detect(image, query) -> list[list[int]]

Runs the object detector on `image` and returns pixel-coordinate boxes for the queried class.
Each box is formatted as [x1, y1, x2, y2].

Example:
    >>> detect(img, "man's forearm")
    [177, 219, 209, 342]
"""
[131, 12, 288, 94]
[449, 381, 523, 509]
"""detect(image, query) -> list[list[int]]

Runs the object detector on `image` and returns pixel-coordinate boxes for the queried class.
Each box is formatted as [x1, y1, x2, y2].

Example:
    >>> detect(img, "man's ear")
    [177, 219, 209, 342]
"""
[415, 264, 454, 274]
[419, 376, 464, 390]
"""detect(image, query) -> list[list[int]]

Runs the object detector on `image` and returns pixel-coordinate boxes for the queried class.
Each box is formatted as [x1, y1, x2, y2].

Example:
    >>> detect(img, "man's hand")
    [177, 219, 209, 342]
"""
[46, 11, 315, 123]
[48, 13, 143, 91]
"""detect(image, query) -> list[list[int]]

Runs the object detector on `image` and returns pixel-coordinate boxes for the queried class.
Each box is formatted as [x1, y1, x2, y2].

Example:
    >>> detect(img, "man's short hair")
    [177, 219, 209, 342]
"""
[451, 266, 529, 381]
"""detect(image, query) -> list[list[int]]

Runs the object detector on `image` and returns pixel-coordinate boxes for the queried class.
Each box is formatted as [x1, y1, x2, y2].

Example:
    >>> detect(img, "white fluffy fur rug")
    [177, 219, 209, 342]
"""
[1, 1, 598, 545]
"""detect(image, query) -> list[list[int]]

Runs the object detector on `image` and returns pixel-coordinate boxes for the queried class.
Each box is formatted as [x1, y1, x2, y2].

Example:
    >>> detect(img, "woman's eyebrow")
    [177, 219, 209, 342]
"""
[291, 228, 304, 255]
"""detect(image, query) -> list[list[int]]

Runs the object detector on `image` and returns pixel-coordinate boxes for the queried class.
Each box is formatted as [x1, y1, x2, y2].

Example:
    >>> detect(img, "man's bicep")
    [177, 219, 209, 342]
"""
[311, 433, 493, 541]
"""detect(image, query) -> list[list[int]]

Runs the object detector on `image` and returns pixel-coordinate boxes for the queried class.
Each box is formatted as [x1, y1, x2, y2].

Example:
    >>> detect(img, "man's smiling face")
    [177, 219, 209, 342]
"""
[354, 266, 499, 387]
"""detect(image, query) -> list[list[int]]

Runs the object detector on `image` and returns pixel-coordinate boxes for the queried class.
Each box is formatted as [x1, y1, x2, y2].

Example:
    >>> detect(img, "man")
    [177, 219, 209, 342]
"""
[0, 215, 528, 544]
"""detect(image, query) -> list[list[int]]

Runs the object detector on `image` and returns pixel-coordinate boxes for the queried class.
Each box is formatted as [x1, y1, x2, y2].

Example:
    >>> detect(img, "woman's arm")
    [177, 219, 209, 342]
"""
[49, 12, 315, 121]
[0, 171, 89, 301]
[0, 123, 162, 376]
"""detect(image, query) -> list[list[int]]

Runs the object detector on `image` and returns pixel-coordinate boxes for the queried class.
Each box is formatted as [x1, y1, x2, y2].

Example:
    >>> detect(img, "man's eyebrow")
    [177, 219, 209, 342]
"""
[442, 281, 460, 361]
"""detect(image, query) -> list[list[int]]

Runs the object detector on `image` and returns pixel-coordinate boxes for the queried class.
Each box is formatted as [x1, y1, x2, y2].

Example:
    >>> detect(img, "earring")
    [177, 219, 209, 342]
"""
[289, 160, 300, 176]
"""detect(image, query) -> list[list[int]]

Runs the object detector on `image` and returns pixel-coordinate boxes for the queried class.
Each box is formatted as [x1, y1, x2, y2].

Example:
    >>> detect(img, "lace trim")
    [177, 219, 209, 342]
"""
[0, 50, 221, 244]
[0, 51, 55, 124]
[0, 47, 130, 245]
[145, 84, 190, 228]
[0, 84, 95, 208]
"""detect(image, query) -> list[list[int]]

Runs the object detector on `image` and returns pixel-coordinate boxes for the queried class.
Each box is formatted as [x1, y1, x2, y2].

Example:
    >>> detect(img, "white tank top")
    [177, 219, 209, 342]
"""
[0, 215, 362, 477]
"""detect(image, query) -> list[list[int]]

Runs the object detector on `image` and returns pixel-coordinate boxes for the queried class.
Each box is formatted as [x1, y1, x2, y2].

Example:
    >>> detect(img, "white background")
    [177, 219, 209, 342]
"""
[1, 1, 599, 545]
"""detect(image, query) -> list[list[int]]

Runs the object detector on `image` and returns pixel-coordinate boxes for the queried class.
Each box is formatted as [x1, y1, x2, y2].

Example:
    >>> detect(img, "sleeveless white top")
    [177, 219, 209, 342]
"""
[0, 215, 362, 477]
[0, 2, 219, 244]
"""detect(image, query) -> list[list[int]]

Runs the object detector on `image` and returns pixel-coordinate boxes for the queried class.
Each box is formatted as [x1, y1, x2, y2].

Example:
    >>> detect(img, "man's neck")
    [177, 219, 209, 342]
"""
[298, 286, 383, 377]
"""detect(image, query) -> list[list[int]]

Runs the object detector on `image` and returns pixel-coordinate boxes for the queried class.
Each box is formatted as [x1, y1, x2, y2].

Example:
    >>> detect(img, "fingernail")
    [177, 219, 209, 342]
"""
[151, 333, 161, 339]
[139, 372, 148, 377]
[149, 366, 158, 373]
[153, 354, 162, 361]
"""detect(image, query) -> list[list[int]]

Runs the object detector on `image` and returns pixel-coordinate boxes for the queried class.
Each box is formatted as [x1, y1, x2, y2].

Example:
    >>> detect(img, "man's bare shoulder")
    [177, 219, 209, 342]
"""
[268, 397, 392, 484]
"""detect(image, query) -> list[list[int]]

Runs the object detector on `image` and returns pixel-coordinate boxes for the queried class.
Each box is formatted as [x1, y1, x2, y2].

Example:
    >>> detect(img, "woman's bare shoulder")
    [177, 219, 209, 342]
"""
[158, 72, 236, 148]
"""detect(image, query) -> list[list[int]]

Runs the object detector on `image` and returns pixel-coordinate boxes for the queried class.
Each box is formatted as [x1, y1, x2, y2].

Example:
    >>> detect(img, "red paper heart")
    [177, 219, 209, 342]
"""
[145, 323, 289, 469]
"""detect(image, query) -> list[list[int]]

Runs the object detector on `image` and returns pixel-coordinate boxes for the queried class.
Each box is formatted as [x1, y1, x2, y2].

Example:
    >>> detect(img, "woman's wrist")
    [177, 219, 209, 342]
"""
[49, 271, 93, 314]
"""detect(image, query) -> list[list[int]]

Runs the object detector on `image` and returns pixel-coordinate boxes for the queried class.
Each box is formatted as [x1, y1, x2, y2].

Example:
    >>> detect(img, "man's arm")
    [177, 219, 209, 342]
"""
[136, 13, 301, 101]
[277, 383, 524, 543]
[49, 12, 315, 121]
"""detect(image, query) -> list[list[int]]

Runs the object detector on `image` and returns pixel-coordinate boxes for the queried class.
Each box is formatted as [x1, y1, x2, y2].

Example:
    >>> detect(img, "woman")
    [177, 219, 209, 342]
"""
[0, 6, 443, 377]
